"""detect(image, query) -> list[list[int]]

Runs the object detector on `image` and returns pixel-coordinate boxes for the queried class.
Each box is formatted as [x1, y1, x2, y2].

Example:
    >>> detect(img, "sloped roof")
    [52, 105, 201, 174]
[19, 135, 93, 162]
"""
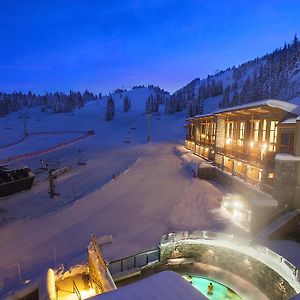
[191, 99, 300, 120]
[92, 271, 207, 300]
[216, 99, 300, 115]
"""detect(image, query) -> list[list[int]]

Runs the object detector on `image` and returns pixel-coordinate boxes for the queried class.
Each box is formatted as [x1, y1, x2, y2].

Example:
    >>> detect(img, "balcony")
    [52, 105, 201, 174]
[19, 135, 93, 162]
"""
[216, 147, 275, 170]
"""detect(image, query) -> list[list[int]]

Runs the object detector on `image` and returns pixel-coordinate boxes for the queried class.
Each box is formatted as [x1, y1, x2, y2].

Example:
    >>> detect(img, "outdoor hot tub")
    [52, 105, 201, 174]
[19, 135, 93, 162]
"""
[184, 275, 242, 299]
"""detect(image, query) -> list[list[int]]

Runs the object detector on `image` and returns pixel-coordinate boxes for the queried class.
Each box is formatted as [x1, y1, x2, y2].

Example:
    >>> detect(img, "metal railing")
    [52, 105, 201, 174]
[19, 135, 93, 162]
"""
[160, 231, 300, 288]
[108, 248, 160, 276]
[72, 280, 81, 300]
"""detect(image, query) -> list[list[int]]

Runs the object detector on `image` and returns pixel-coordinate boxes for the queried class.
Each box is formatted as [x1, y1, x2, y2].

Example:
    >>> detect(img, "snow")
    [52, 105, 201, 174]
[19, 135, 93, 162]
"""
[0, 132, 86, 161]
[91, 271, 206, 300]
[289, 97, 300, 106]
[194, 99, 300, 119]
[281, 118, 297, 124]
[162, 237, 300, 293]
[203, 95, 223, 114]
[260, 210, 300, 241]
[0, 87, 299, 298]
[275, 153, 300, 161]
[0, 89, 232, 297]
[263, 239, 300, 270]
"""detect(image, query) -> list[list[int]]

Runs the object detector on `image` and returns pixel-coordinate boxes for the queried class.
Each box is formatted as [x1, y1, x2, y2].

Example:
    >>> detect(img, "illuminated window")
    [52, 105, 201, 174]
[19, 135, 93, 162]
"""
[205, 123, 209, 139]
[268, 172, 274, 179]
[238, 122, 245, 146]
[195, 126, 200, 142]
[226, 122, 234, 138]
[211, 123, 216, 140]
[252, 121, 260, 142]
[269, 121, 278, 152]
[200, 124, 206, 139]
[262, 119, 267, 142]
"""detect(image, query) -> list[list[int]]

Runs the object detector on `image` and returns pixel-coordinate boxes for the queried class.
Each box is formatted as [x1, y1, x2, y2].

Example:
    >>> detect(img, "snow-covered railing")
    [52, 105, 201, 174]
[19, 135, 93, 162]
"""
[160, 230, 300, 295]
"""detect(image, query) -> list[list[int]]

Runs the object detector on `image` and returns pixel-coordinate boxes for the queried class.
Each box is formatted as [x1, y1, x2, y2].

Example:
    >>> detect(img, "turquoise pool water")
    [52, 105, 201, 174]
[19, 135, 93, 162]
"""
[188, 276, 242, 299]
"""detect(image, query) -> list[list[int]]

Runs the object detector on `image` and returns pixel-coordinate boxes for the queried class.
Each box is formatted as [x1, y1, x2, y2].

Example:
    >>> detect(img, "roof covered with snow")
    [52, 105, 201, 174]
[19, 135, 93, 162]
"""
[92, 271, 206, 300]
[281, 118, 297, 124]
[275, 153, 300, 161]
[191, 99, 300, 120]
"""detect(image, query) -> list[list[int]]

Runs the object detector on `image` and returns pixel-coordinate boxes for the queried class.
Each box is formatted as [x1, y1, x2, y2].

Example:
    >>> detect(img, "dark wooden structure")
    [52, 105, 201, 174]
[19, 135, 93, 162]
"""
[0, 164, 35, 198]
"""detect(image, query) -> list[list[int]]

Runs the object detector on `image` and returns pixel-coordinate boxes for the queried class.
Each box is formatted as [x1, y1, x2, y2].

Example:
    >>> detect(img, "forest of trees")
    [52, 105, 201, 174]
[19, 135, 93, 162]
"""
[0, 90, 99, 117]
[145, 94, 159, 114]
[219, 35, 300, 108]
[171, 35, 300, 116]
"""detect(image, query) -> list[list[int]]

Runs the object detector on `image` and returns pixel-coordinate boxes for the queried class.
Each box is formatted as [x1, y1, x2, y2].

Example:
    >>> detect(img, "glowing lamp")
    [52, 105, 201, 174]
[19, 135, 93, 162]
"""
[226, 138, 232, 145]
[261, 143, 268, 150]
[233, 199, 243, 209]
[250, 141, 255, 148]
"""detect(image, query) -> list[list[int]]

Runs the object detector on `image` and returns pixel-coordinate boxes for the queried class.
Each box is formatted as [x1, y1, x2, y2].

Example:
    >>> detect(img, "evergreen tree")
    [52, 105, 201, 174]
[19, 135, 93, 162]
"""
[145, 94, 154, 114]
[105, 96, 115, 121]
[123, 96, 131, 112]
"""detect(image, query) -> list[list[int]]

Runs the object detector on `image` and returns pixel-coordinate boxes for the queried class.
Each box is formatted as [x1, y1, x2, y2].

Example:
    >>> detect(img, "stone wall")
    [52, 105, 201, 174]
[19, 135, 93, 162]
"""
[216, 116, 226, 149]
[214, 168, 270, 201]
[273, 158, 300, 208]
[160, 242, 297, 300]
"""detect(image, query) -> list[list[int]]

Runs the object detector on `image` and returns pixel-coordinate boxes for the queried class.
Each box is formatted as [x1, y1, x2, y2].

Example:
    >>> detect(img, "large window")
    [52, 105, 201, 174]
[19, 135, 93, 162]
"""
[211, 123, 216, 141]
[262, 119, 267, 142]
[269, 121, 278, 152]
[205, 123, 209, 139]
[280, 133, 294, 153]
[226, 121, 234, 145]
[226, 122, 233, 138]
[238, 122, 245, 146]
[252, 121, 260, 142]
[200, 124, 205, 140]
[195, 125, 200, 142]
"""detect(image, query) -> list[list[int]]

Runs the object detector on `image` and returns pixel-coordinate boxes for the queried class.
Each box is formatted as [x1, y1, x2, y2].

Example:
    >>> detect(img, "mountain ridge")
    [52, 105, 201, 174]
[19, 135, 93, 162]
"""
[171, 35, 300, 116]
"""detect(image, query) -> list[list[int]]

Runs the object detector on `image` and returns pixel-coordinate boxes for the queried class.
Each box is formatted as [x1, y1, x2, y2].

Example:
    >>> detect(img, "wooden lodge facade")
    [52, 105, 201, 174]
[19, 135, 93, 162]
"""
[185, 100, 300, 207]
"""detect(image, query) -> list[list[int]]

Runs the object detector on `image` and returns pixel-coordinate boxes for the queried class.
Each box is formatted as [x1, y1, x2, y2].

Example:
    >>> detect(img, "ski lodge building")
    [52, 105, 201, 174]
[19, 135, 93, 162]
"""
[185, 99, 300, 208]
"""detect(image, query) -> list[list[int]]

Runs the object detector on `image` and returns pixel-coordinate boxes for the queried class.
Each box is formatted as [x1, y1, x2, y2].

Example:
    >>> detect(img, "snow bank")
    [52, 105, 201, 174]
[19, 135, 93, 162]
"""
[38, 268, 55, 300]
[93, 271, 206, 300]
[275, 153, 300, 161]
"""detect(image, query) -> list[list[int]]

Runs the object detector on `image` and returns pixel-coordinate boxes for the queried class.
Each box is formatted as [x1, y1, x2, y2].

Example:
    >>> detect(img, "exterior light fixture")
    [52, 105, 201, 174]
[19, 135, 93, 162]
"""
[233, 200, 243, 209]
[226, 138, 232, 145]
[261, 143, 268, 152]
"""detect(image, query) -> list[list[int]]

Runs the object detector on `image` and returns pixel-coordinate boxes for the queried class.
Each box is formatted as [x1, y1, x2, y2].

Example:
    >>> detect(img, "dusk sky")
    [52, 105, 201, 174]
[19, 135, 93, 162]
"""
[1, 0, 300, 94]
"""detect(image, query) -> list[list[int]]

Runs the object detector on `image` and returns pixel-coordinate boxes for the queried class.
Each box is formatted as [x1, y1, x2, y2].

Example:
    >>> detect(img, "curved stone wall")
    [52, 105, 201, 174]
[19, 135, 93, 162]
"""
[159, 231, 300, 300]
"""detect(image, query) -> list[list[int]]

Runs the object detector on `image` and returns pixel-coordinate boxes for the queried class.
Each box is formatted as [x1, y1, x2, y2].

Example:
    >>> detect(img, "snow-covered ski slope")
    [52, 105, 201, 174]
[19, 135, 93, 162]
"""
[0, 87, 234, 296]
[0, 86, 299, 298]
